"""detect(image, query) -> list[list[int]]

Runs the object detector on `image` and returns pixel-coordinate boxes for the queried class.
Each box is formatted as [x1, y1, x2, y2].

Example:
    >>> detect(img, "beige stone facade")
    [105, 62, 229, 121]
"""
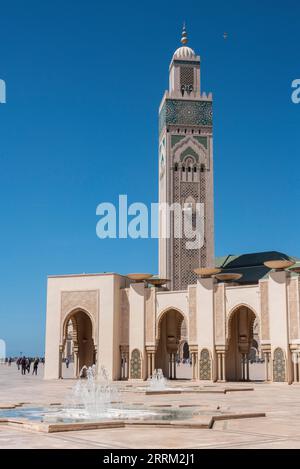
[44, 270, 300, 384]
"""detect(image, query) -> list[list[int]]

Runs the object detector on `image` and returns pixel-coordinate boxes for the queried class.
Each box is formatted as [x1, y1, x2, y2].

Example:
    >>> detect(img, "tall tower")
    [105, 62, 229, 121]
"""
[158, 25, 214, 291]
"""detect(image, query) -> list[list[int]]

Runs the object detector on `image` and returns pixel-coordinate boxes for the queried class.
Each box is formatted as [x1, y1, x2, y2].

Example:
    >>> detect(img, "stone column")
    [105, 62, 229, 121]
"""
[241, 354, 244, 381]
[73, 346, 79, 378]
[191, 352, 198, 380]
[221, 352, 226, 382]
[126, 351, 129, 379]
[192, 353, 195, 380]
[217, 353, 222, 381]
[93, 347, 97, 366]
[264, 352, 269, 381]
[147, 352, 151, 379]
[120, 353, 124, 380]
[246, 355, 250, 381]
[292, 351, 299, 383]
[169, 354, 172, 379]
[58, 346, 63, 379]
[151, 353, 155, 375]
[174, 353, 176, 378]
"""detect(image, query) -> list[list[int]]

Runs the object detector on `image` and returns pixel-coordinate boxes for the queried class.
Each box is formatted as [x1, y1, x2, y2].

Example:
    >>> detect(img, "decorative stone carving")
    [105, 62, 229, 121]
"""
[145, 288, 155, 344]
[287, 277, 299, 340]
[130, 349, 142, 379]
[188, 286, 197, 344]
[120, 289, 130, 346]
[273, 348, 286, 382]
[61, 290, 98, 339]
[199, 348, 211, 380]
[260, 281, 270, 340]
[214, 283, 225, 344]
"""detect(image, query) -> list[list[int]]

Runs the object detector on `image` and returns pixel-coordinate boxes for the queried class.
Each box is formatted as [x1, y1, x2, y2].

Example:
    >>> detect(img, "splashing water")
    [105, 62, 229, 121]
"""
[148, 369, 167, 391]
[63, 364, 120, 418]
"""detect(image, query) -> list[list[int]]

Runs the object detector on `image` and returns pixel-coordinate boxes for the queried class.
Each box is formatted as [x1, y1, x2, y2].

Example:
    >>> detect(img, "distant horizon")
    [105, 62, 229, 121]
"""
[1, 0, 300, 356]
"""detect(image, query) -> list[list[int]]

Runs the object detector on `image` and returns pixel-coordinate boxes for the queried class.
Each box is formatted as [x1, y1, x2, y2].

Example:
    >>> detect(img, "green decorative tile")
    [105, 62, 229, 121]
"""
[159, 99, 212, 134]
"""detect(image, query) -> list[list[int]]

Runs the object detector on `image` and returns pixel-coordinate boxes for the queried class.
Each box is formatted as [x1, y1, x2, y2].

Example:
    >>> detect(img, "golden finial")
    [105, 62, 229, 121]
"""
[181, 22, 188, 45]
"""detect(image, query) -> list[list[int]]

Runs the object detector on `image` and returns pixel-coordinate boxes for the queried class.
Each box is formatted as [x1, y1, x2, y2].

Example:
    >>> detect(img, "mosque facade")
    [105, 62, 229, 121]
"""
[44, 28, 300, 384]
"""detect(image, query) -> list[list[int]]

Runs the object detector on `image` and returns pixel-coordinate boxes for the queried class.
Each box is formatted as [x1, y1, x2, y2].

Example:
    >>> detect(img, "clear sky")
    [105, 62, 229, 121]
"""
[0, 0, 299, 356]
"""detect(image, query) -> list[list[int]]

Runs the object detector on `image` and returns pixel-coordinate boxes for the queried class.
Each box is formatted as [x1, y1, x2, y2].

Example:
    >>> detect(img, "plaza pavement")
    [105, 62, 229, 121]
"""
[0, 364, 300, 449]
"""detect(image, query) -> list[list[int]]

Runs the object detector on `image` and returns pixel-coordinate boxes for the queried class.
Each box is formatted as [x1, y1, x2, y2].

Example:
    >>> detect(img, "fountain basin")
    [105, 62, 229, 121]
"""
[0, 405, 266, 433]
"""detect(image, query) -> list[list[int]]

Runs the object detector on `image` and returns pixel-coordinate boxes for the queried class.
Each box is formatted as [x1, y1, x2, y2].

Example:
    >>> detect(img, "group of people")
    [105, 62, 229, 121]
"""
[176, 357, 192, 366]
[16, 356, 43, 375]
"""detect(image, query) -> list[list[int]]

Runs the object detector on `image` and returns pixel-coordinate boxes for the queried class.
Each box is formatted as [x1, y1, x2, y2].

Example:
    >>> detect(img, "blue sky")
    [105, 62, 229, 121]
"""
[0, 0, 299, 355]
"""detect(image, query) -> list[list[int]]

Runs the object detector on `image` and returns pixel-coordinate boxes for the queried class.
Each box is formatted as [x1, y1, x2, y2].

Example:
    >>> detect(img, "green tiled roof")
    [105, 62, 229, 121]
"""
[215, 251, 299, 285]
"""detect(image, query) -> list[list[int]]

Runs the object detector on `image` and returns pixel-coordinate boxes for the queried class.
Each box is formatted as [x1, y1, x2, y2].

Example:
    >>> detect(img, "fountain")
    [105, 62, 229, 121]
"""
[148, 369, 167, 391]
[63, 365, 120, 418]
[59, 364, 163, 420]
[0, 364, 264, 430]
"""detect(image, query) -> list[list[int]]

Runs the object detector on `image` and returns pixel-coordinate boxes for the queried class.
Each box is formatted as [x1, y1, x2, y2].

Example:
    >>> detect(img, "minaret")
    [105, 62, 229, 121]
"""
[158, 25, 214, 291]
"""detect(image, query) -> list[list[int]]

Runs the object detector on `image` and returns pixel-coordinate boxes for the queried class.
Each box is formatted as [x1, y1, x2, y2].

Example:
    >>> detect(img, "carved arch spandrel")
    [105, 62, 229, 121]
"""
[60, 290, 99, 343]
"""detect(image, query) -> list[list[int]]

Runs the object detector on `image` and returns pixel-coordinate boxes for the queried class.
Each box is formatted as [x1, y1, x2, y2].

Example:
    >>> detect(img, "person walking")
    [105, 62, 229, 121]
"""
[21, 356, 27, 375]
[32, 358, 39, 375]
[65, 357, 69, 369]
[26, 358, 31, 374]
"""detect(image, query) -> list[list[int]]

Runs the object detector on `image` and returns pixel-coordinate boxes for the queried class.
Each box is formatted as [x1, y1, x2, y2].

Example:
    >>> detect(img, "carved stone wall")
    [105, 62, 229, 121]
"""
[145, 288, 155, 345]
[120, 289, 130, 346]
[61, 290, 98, 339]
[273, 348, 286, 382]
[287, 277, 299, 341]
[260, 281, 270, 341]
[171, 138, 210, 290]
[214, 284, 225, 344]
[188, 286, 197, 344]
[199, 348, 211, 380]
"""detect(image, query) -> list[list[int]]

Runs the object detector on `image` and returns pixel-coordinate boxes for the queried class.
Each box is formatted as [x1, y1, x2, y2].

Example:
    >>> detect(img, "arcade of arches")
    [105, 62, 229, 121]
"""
[60, 306, 266, 382]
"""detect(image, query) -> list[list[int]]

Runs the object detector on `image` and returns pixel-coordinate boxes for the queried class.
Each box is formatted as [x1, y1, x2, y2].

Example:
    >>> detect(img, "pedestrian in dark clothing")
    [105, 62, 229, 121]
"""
[32, 358, 39, 375]
[21, 356, 27, 375]
[26, 358, 31, 374]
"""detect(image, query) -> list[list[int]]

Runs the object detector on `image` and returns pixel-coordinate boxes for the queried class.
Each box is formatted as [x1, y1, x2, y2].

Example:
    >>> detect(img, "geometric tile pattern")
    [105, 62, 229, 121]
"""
[159, 99, 213, 134]
[130, 349, 142, 379]
[199, 348, 212, 380]
[273, 348, 286, 382]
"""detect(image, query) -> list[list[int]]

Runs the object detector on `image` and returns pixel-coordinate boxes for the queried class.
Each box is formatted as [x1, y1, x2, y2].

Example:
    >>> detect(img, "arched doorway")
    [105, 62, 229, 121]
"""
[62, 310, 95, 378]
[226, 306, 264, 381]
[155, 308, 185, 379]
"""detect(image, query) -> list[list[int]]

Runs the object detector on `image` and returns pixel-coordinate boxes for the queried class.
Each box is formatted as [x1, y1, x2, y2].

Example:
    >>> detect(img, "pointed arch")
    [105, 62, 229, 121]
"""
[226, 303, 259, 344]
[156, 306, 187, 342]
[172, 136, 208, 167]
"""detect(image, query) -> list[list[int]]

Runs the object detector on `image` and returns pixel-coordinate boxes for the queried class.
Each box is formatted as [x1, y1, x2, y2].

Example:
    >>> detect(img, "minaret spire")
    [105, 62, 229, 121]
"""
[181, 22, 188, 45]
